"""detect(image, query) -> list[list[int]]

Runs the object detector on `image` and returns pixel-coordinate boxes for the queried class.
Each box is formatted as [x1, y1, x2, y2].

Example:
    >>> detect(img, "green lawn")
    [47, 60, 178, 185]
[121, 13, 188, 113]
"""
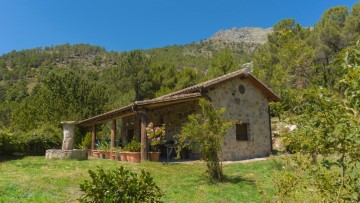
[0, 156, 277, 202]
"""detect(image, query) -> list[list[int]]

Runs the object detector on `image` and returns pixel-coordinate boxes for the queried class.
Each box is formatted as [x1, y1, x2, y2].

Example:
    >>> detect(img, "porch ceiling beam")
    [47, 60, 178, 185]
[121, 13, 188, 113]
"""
[78, 111, 136, 127]
[144, 97, 201, 109]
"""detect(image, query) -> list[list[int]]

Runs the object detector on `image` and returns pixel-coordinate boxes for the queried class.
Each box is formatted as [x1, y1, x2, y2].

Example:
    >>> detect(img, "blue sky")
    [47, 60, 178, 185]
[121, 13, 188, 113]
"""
[0, 0, 358, 55]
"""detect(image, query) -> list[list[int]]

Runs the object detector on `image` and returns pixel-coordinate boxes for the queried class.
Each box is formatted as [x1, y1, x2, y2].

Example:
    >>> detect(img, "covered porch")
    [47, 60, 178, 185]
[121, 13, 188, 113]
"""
[77, 93, 202, 162]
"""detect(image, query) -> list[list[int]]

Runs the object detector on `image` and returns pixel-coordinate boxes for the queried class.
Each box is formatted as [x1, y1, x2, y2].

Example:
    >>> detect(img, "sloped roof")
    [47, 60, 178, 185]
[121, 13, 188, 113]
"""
[77, 69, 279, 126]
[159, 69, 279, 102]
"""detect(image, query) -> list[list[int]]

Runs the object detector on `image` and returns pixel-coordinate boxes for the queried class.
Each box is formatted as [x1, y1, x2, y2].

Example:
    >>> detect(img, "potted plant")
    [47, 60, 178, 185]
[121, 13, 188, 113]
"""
[146, 122, 166, 162]
[98, 142, 110, 159]
[119, 146, 129, 162]
[81, 133, 92, 157]
[127, 140, 141, 163]
[111, 147, 120, 161]
[92, 150, 100, 158]
[91, 142, 99, 158]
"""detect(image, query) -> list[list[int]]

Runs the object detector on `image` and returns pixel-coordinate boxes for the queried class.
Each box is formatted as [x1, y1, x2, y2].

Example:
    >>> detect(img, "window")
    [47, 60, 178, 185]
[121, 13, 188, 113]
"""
[236, 123, 248, 141]
[238, 85, 245, 94]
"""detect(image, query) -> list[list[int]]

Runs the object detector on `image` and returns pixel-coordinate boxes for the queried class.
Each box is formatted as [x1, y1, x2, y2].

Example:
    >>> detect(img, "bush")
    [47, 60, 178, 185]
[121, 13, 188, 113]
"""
[0, 129, 26, 155]
[26, 124, 62, 155]
[0, 124, 62, 155]
[177, 99, 231, 181]
[79, 166, 163, 203]
[80, 132, 92, 149]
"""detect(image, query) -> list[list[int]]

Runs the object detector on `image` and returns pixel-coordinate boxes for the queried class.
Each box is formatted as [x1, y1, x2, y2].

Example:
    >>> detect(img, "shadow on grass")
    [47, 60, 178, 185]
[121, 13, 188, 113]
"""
[205, 174, 257, 186]
[160, 161, 181, 166]
[0, 154, 26, 163]
[159, 158, 197, 165]
[223, 175, 255, 185]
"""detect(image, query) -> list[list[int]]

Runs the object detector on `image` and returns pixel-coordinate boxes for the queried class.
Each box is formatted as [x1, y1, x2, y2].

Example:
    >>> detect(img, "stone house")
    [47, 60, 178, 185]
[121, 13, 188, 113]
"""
[78, 69, 279, 161]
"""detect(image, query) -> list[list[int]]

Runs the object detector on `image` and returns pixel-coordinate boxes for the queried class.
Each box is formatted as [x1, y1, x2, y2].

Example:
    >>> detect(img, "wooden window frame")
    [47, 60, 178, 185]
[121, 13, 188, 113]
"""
[236, 123, 249, 141]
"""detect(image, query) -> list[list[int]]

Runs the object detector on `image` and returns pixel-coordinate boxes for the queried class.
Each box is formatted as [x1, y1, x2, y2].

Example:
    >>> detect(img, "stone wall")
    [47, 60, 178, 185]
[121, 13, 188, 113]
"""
[45, 149, 88, 160]
[206, 77, 271, 160]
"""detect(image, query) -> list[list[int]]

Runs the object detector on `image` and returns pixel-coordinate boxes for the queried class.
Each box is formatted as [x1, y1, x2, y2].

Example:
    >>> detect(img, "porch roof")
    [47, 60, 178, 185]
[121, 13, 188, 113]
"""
[77, 92, 202, 126]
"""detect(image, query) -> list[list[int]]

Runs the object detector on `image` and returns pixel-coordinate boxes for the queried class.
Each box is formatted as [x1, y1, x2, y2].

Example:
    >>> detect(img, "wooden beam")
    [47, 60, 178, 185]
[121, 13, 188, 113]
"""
[91, 124, 96, 150]
[145, 97, 201, 109]
[78, 111, 136, 127]
[140, 111, 147, 162]
[111, 119, 116, 151]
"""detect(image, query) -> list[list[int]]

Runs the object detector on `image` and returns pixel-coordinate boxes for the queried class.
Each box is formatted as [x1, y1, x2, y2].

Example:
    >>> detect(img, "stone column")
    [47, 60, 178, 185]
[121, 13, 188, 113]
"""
[61, 121, 77, 150]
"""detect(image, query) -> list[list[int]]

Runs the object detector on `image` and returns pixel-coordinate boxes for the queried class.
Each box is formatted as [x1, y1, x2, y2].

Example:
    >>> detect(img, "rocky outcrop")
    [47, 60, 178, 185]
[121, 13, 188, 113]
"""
[209, 27, 273, 44]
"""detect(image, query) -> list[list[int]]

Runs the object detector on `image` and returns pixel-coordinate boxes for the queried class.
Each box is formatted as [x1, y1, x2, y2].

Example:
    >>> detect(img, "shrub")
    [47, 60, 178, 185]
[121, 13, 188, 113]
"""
[80, 132, 92, 149]
[177, 99, 231, 181]
[79, 166, 163, 203]
[26, 124, 62, 155]
[0, 129, 26, 155]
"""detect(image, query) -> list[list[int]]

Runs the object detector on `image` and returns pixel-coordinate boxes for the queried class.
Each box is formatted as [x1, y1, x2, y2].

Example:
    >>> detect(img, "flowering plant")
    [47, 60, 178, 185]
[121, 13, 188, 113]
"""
[146, 122, 166, 152]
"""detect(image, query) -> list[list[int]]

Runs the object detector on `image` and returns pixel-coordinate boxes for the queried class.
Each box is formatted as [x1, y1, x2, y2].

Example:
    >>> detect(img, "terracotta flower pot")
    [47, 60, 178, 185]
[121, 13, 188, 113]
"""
[126, 152, 132, 162]
[110, 151, 118, 161]
[128, 152, 141, 163]
[98, 150, 106, 159]
[148, 152, 161, 162]
[120, 152, 128, 162]
[105, 151, 111, 159]
[92, 151, 100, 158]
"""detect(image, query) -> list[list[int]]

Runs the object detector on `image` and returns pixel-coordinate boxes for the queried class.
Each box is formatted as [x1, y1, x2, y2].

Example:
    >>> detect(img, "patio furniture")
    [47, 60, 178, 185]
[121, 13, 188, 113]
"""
[165, 144, 178, 161]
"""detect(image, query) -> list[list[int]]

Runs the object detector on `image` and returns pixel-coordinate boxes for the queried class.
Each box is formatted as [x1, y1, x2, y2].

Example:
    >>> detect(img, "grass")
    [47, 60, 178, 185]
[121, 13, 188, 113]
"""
[0, 156, 277, 202]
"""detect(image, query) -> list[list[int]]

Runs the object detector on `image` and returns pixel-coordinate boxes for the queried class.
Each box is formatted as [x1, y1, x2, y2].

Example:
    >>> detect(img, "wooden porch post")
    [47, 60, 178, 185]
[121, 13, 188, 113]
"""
[140, 111, 147, 162]
[111, 119, 116, 151]
[91, 124, 96, 150]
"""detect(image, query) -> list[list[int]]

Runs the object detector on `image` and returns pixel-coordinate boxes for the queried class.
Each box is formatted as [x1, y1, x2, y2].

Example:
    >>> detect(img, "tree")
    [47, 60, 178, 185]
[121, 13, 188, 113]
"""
[11, 69, 108, 131]
[344, 3, 360, 45]
[310, 6, 348, 88]
[176, 99, 231, 181]
[209, 48, 238, 78]
[275, 43, 360, 203]
[110, 50, 154, 101]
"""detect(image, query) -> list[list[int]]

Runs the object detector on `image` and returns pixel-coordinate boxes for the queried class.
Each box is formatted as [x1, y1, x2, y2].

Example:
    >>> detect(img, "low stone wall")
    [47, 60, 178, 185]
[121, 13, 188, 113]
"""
[45, 149, 88, 160]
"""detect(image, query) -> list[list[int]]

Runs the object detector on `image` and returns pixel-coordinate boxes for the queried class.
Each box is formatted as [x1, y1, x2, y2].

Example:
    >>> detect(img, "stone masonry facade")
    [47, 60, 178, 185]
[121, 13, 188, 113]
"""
[206, 77, 271, 160]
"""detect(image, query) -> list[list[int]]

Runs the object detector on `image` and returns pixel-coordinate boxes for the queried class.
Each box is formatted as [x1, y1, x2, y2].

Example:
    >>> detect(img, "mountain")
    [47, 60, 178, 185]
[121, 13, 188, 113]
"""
[144, 27, 271, 70]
